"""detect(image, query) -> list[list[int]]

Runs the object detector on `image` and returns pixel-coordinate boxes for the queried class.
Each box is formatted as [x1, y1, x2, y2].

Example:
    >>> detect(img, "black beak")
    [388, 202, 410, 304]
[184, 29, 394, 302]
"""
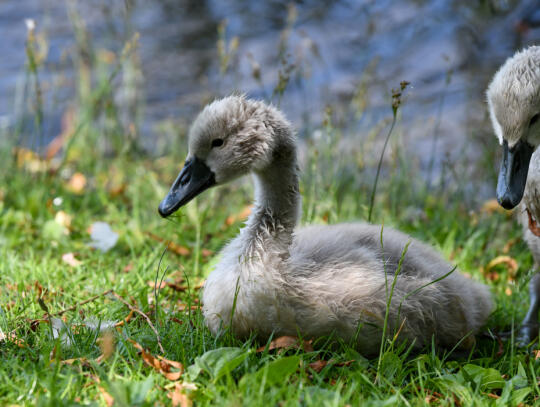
[158, 156, 216, 217]
[496, 140, 534, 210]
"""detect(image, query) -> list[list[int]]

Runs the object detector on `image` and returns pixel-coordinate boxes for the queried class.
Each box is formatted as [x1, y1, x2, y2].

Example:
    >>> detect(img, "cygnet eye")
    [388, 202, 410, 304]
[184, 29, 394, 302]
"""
[211, 138, 224, 148]
[529, 113, 540, 128]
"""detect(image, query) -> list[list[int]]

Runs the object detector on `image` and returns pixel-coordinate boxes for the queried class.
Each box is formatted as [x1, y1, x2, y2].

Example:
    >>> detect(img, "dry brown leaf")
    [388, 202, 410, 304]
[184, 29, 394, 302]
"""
[108, 183, 126, 198]
[67, 172, 87, 194]
[89, 374, 114, 407]
[0, 329, 26, 348]
[177, 304, 199, 312]
[168, 382, 193, 407]
[96, 331, 115, 363]
[308, 359, 354, 373]
[256, 336, 314, 353]
[201, 249, 213, 258]
[193, 281, 205, 291]
[146, 232, 191, 256]
[60, 357, 90, 367]
[484, 256, 518, 276]
[225, 205, 253, 226]
[485, 271, 500, 282]
[62, 252, 82, 267]
[114, 309, 134, 328]
[128, 339, 184, 380]
[308, 359, 328, 372]
[148, 279, 187, 292]
[6, 283, 18, 291]
[416, 387, 444, 404]
[34, 281, 44, 298]
[502, 237, 519, 254]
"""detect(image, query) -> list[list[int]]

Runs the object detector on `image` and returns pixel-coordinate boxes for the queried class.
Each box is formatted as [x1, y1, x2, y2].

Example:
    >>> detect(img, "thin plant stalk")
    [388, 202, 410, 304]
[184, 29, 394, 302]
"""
[368, 113, 398, 223]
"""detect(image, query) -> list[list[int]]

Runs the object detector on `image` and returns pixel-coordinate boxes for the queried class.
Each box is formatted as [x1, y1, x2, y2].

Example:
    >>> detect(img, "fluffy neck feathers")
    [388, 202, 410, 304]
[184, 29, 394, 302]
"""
[242, 129, 301, 257]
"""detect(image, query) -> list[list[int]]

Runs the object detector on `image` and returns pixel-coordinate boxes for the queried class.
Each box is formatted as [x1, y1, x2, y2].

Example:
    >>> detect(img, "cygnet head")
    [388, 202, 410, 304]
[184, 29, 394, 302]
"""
[158, 95, 294, 217]
[487, 45, 540, 209]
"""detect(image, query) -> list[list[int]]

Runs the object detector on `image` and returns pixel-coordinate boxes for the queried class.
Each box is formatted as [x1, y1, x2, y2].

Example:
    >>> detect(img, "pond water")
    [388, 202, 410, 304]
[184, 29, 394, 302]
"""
[1, 0, 539, 192]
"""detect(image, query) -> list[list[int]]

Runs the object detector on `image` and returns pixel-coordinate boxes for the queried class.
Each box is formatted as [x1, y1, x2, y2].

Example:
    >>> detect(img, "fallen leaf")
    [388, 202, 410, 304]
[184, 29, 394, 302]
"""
[114, 309, 134, 327]
[88, 222, 119, 252]
[0, 328, 26, 348]
[62, 253, 82, 267]
[308, 359, 355, 373]
[505, 287, 513, 296]
[177, 304, 199, 312]
[308, 359, 328, 372]
[128, 339, 183, 380]
[256, 336, 314, 353]
[146, 232, 190, 256]
[193, 281, 205, 291]
[14, 147, 47, 173]
[123, 263, 133, 273]
[168, 382, 193, 407]
[148, 278, 187, 292]
[54, 211, 72, 229]
[67, 172, 87, 194]
[485, 271, 500, 282]
[201, 248, 213, 258]
[89, 374, 114, 407]
[484, 256, 518, 276]
[96, 331, 115, 363]
[60, 357, 90, 367]
[108, 183, 126, 197]
[225, 205, 253, 226]
[502, 238, 519, 254]
[34, 281, 44, 298]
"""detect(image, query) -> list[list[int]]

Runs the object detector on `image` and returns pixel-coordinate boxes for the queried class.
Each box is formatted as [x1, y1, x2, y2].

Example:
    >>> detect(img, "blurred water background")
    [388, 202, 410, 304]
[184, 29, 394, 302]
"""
[1, 0, 539, 197]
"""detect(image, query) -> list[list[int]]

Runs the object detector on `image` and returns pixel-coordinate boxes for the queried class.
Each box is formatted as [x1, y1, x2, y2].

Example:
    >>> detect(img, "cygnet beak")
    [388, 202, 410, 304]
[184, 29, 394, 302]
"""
[158, 156, 216, 217]
[496, 139, 534, 210]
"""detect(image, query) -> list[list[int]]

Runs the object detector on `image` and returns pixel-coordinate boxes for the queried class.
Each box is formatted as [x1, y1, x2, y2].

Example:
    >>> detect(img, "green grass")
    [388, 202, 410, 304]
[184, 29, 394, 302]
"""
[0, 133, 538, 406]
[2, 12, 540, 406]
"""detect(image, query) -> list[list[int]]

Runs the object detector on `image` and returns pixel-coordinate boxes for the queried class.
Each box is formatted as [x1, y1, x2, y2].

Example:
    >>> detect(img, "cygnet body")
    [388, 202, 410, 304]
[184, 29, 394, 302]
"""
[159, 96, 493, 355]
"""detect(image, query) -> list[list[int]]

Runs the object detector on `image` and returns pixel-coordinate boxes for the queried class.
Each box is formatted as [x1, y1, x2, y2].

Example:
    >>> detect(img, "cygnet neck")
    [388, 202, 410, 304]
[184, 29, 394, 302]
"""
[243, 138, 301, 255]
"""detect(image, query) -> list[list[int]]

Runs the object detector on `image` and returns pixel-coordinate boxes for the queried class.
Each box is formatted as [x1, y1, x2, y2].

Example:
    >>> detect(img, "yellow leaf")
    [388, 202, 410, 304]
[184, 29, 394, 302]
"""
[168, 382, 193, 407]
[67, 172, 87, 194]
[484, 256, 518, 276]
[225, 205, 253, 226]
[54, 211, 72, 229]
